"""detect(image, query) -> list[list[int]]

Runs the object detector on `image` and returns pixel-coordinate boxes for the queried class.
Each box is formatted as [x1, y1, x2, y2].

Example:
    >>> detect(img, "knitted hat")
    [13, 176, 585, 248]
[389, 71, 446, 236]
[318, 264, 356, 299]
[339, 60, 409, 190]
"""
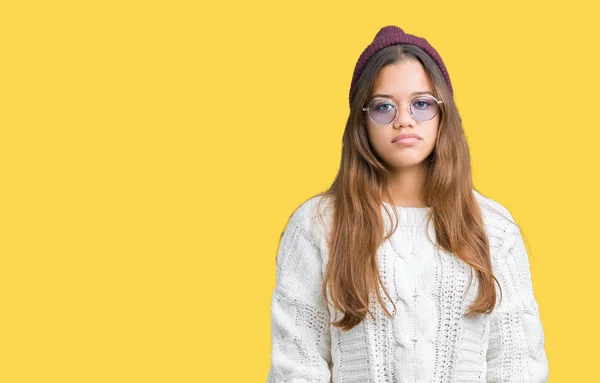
[349, 25, 453, 106]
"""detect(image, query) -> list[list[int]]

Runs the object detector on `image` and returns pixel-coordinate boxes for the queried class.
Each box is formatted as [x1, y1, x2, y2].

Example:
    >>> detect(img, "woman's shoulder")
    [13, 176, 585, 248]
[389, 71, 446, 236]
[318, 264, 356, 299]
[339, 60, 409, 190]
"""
[283, 193, 334, 243]
[472, 189, 522, 266]
[472, 189, 517, 228]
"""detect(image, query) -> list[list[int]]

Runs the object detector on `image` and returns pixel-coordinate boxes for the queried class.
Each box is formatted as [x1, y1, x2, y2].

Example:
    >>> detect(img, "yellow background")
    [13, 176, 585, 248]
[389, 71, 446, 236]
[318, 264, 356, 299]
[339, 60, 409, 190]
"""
[1, 0, 598, 381]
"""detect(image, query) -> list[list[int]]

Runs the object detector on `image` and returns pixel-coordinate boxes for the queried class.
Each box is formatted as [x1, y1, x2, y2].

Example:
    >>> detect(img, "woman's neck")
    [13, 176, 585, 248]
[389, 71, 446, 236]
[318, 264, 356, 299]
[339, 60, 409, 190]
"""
[386, 164, 429, 207]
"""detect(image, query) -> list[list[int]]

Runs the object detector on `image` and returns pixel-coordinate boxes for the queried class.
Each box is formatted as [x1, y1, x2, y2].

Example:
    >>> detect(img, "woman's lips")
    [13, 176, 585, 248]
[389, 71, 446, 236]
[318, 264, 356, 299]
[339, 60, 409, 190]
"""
[393, 137, 421, 145]
[392, 133, 422, 143]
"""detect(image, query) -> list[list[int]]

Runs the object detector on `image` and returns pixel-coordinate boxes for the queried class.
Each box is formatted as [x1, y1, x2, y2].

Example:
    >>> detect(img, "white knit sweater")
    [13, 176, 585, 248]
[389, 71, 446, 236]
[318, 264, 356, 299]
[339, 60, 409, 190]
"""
[267, 190, 549, 382]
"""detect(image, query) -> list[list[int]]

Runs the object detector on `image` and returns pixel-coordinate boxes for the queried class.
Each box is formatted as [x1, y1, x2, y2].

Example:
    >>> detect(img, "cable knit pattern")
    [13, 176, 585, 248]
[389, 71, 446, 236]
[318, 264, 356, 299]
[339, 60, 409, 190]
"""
[267, 190, 549, 382]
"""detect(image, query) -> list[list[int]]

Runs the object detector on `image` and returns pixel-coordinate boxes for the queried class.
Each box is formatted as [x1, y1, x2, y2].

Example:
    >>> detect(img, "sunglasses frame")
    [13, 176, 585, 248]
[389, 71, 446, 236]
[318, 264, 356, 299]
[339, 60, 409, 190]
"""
[362, 95, 443, 125]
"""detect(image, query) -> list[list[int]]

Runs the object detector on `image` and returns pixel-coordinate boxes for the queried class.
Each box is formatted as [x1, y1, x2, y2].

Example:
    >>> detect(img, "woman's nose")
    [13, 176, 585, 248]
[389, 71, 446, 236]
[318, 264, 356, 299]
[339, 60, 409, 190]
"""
[393, 105, 415, 127]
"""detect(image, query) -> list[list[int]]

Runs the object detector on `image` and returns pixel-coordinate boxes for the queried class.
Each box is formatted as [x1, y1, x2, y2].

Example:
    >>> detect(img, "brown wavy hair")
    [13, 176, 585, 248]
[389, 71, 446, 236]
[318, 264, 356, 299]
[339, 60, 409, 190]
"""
[312, 44, 504, 331]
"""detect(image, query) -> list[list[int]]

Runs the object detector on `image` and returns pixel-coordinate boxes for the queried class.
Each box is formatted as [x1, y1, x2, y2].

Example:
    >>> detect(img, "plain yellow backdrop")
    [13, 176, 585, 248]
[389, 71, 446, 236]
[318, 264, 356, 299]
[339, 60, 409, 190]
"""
[1, 0, 598, 381]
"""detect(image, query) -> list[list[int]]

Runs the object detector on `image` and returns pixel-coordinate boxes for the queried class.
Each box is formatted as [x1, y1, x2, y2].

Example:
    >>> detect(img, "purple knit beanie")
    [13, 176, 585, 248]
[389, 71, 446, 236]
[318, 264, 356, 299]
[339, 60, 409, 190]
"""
[349, 25, 453, 106]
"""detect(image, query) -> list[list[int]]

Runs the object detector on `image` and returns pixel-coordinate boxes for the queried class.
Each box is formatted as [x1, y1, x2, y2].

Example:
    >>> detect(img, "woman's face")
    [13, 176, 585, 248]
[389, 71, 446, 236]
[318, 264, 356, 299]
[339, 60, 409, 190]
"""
[364, 59, 440, 172]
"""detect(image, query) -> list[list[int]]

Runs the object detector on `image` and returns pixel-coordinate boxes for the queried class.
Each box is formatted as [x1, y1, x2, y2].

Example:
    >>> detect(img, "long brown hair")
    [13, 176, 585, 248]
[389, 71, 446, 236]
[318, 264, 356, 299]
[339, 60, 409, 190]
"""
[313, 44, 504, 331]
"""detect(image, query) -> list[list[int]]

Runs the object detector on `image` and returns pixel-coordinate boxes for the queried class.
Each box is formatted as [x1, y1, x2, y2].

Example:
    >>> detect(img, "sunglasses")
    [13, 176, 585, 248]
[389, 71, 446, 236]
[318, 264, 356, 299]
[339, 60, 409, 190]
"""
[362, 95, 443, 124]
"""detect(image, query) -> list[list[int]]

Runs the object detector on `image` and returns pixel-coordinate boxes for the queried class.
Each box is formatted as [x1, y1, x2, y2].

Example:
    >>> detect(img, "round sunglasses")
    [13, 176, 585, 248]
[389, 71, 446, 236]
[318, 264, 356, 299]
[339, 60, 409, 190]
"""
[362, 95, 443, 124]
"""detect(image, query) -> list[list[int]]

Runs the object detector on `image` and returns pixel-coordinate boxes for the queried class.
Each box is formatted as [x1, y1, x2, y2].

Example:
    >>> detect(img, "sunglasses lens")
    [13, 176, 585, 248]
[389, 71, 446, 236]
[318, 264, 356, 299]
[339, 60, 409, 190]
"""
[367, 99, 396, 124]
[411, 96, 439, 121]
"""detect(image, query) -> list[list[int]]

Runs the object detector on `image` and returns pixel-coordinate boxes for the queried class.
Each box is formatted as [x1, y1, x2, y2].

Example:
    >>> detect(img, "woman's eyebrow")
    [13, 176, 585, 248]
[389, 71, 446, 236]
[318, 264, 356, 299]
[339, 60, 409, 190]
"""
[371, 91, 433, 99]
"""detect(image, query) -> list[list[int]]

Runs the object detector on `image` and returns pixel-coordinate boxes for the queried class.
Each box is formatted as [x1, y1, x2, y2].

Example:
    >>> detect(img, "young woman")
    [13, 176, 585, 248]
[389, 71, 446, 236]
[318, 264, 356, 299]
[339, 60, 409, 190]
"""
[267, 25, 549, 382]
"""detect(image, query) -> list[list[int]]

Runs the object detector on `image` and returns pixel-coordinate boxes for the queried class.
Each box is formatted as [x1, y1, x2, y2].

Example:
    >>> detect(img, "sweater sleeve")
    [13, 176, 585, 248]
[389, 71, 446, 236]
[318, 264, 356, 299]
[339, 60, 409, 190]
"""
[267, 205, 332, 383]
[486, 221, 549, 382]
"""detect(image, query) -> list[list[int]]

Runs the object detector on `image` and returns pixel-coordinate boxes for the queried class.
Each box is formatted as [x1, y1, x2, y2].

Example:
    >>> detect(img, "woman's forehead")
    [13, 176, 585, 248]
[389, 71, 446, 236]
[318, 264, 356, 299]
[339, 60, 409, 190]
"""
[371, 60, 432, 98]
